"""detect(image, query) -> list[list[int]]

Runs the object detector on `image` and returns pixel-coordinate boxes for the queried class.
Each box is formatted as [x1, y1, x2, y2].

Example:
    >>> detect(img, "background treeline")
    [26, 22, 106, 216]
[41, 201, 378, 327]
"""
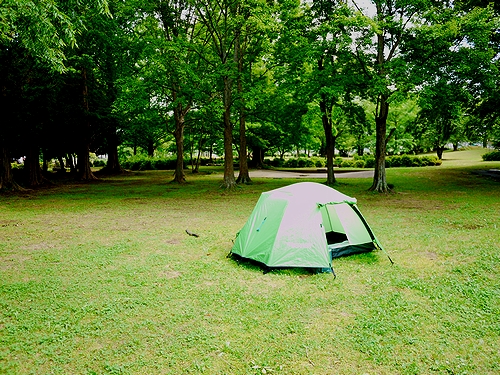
[1, 0, 499, 190]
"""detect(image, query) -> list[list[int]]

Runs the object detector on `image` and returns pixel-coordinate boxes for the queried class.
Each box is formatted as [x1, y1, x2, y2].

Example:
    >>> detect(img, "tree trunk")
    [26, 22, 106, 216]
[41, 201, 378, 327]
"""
[318, 57, 336, 185]
[369, 97, 390, 192]
[370, 10, 391, 193]
[147, 139, 154, 157]
[172, 103, 186, 183]
[57, 156, 66, 172]
[0, 143, 18, 190]
[193, 140, 202, 174]
[77, 143, 97, 180]
[104, 125, 123, 174]
[357, 134, 364, 156]
[235, 35, 251, 185]
[250, 146, 265, 168]
[221, 75, 236, 189]
[25, 145, 44, 187]
[319, 100, 336, 185]
[66, 154, 76, 174]
[436, 145, 445, 160]
[79, 67, 97, 181]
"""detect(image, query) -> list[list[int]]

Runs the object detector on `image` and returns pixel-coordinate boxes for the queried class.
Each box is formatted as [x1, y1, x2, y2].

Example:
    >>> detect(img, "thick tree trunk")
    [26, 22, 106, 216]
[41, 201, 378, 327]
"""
[369, 97, 390, 192]
[25, 145, 44, 187]
[103, 125, 123, 174]
[370, 13, 392, 193]
[77, 143, 97, 180]
[318, 57, 336, 185]
[319, 101, 336, 185]
[221, 75, 236, 189]
[79, 67, 97, 181]
[147, 140, 154, 157]
[0, 144, 16, 190]
[235, 34, 251, 185]
[436, 145, 445, 160]
[236, 112, 251, 184]
[193, 140, 203, 174]
[322, 114, 336, 186]
[172, 103, 186, 184]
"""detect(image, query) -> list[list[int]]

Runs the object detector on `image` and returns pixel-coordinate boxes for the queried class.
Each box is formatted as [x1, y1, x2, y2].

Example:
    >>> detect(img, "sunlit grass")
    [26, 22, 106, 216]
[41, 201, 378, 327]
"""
[1, 148, 499, 374]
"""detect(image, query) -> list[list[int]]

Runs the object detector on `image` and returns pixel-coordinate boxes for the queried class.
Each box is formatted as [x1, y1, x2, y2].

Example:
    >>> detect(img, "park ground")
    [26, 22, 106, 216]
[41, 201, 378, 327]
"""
[0, 147, 499, 374]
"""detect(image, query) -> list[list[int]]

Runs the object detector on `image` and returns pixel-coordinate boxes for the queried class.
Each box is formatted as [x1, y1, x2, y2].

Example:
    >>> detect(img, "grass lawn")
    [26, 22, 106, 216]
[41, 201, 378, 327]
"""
[1, 148, 499, 375]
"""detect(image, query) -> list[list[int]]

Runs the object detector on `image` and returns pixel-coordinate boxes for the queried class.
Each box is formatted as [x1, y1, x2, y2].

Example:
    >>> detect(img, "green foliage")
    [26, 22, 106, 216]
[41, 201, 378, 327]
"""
[335, 154, 442, 168]
[386, 155, 442, 168]
[482, 151, 500, 161]
[283, 158, 298, 168]
[91, 159, 106, 168]
[120, 155, 187, 170]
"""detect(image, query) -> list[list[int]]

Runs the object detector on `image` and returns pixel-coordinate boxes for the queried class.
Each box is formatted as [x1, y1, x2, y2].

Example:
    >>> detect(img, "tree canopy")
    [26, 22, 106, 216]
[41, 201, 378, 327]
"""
[1, 0, 499, 191]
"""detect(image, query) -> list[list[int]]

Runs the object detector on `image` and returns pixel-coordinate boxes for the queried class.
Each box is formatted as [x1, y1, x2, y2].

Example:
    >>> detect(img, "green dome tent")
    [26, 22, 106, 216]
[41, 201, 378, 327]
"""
[231, 182, 388, 273]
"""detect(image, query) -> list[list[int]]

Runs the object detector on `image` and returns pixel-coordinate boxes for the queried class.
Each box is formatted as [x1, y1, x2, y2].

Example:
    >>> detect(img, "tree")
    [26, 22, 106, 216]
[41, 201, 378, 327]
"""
[194, 0, 243, 189]
[0, 0, 110, 189]
[276, 0, 366, 185]
[404, 3, 499, 156]
[350, 0, 433, 192]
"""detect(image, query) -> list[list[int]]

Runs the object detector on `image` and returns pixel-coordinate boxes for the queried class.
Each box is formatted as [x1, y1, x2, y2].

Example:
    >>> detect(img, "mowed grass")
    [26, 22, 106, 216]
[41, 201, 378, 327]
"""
[0, 148, 499, 375]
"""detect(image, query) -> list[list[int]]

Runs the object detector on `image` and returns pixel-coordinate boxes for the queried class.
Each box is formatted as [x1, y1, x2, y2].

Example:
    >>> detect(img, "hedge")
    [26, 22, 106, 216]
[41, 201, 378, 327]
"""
[482, 151, 500, 161]
[120, 156, 187, 170]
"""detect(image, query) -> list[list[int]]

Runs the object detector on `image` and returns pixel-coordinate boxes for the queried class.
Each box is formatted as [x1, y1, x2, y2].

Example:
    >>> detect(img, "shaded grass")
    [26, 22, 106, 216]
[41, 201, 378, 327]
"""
[1, 149, 499, 374]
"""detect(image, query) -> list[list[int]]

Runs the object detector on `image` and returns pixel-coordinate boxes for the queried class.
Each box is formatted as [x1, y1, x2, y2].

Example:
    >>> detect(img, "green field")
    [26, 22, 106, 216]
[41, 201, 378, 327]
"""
[1, 148, 499, 374]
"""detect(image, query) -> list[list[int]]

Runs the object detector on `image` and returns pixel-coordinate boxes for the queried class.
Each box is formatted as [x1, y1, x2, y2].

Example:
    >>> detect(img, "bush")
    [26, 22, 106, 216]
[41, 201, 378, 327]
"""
[268, 158, 284, 167]
[353, 159, 366, 168]
[363, 156, 375, 168]
[90, 159, 106, 168]
[283, 158, 298, 168]
[385, 154, 441, 168]
[482, 151, 500, 161]
[335, 157, 343, 167]
[297, 158, 314, 168]
[314, 159, 324, 168]
[420, 155, 442, 166]
[400, 154, 413, 167]
[340, 159, 355, 168]
[121, 156, 184, 170]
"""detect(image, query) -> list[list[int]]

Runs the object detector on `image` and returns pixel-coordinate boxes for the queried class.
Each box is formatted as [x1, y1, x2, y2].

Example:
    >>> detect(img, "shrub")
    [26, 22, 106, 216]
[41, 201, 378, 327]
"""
[482, 151, 500, 161]
[297, 158, 314, 168]
[364, 156, 375, 168]
[271, 158, 284, 167]
[353, 159, 366, 168]
[284, 158, 298, 168]
[387, 155, 400, 167]
[335, 157, 343, 167]
[340, 159, 355, 168]
[121, 156, 183, 170]
[400, 154, 413, 167]
[152, 159, 171, 170]
[92, 159, 106, 168]
[420, 155, 441, 166]
[314, 159, 324, 168]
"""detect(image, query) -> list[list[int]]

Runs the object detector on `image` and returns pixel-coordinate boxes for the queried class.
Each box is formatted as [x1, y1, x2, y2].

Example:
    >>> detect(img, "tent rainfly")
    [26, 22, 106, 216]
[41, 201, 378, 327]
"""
[230, 182, 389, 273]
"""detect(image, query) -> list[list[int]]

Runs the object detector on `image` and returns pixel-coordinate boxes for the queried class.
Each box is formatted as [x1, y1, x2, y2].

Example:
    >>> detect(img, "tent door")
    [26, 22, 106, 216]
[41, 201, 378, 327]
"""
[320, 205, 347, 245]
